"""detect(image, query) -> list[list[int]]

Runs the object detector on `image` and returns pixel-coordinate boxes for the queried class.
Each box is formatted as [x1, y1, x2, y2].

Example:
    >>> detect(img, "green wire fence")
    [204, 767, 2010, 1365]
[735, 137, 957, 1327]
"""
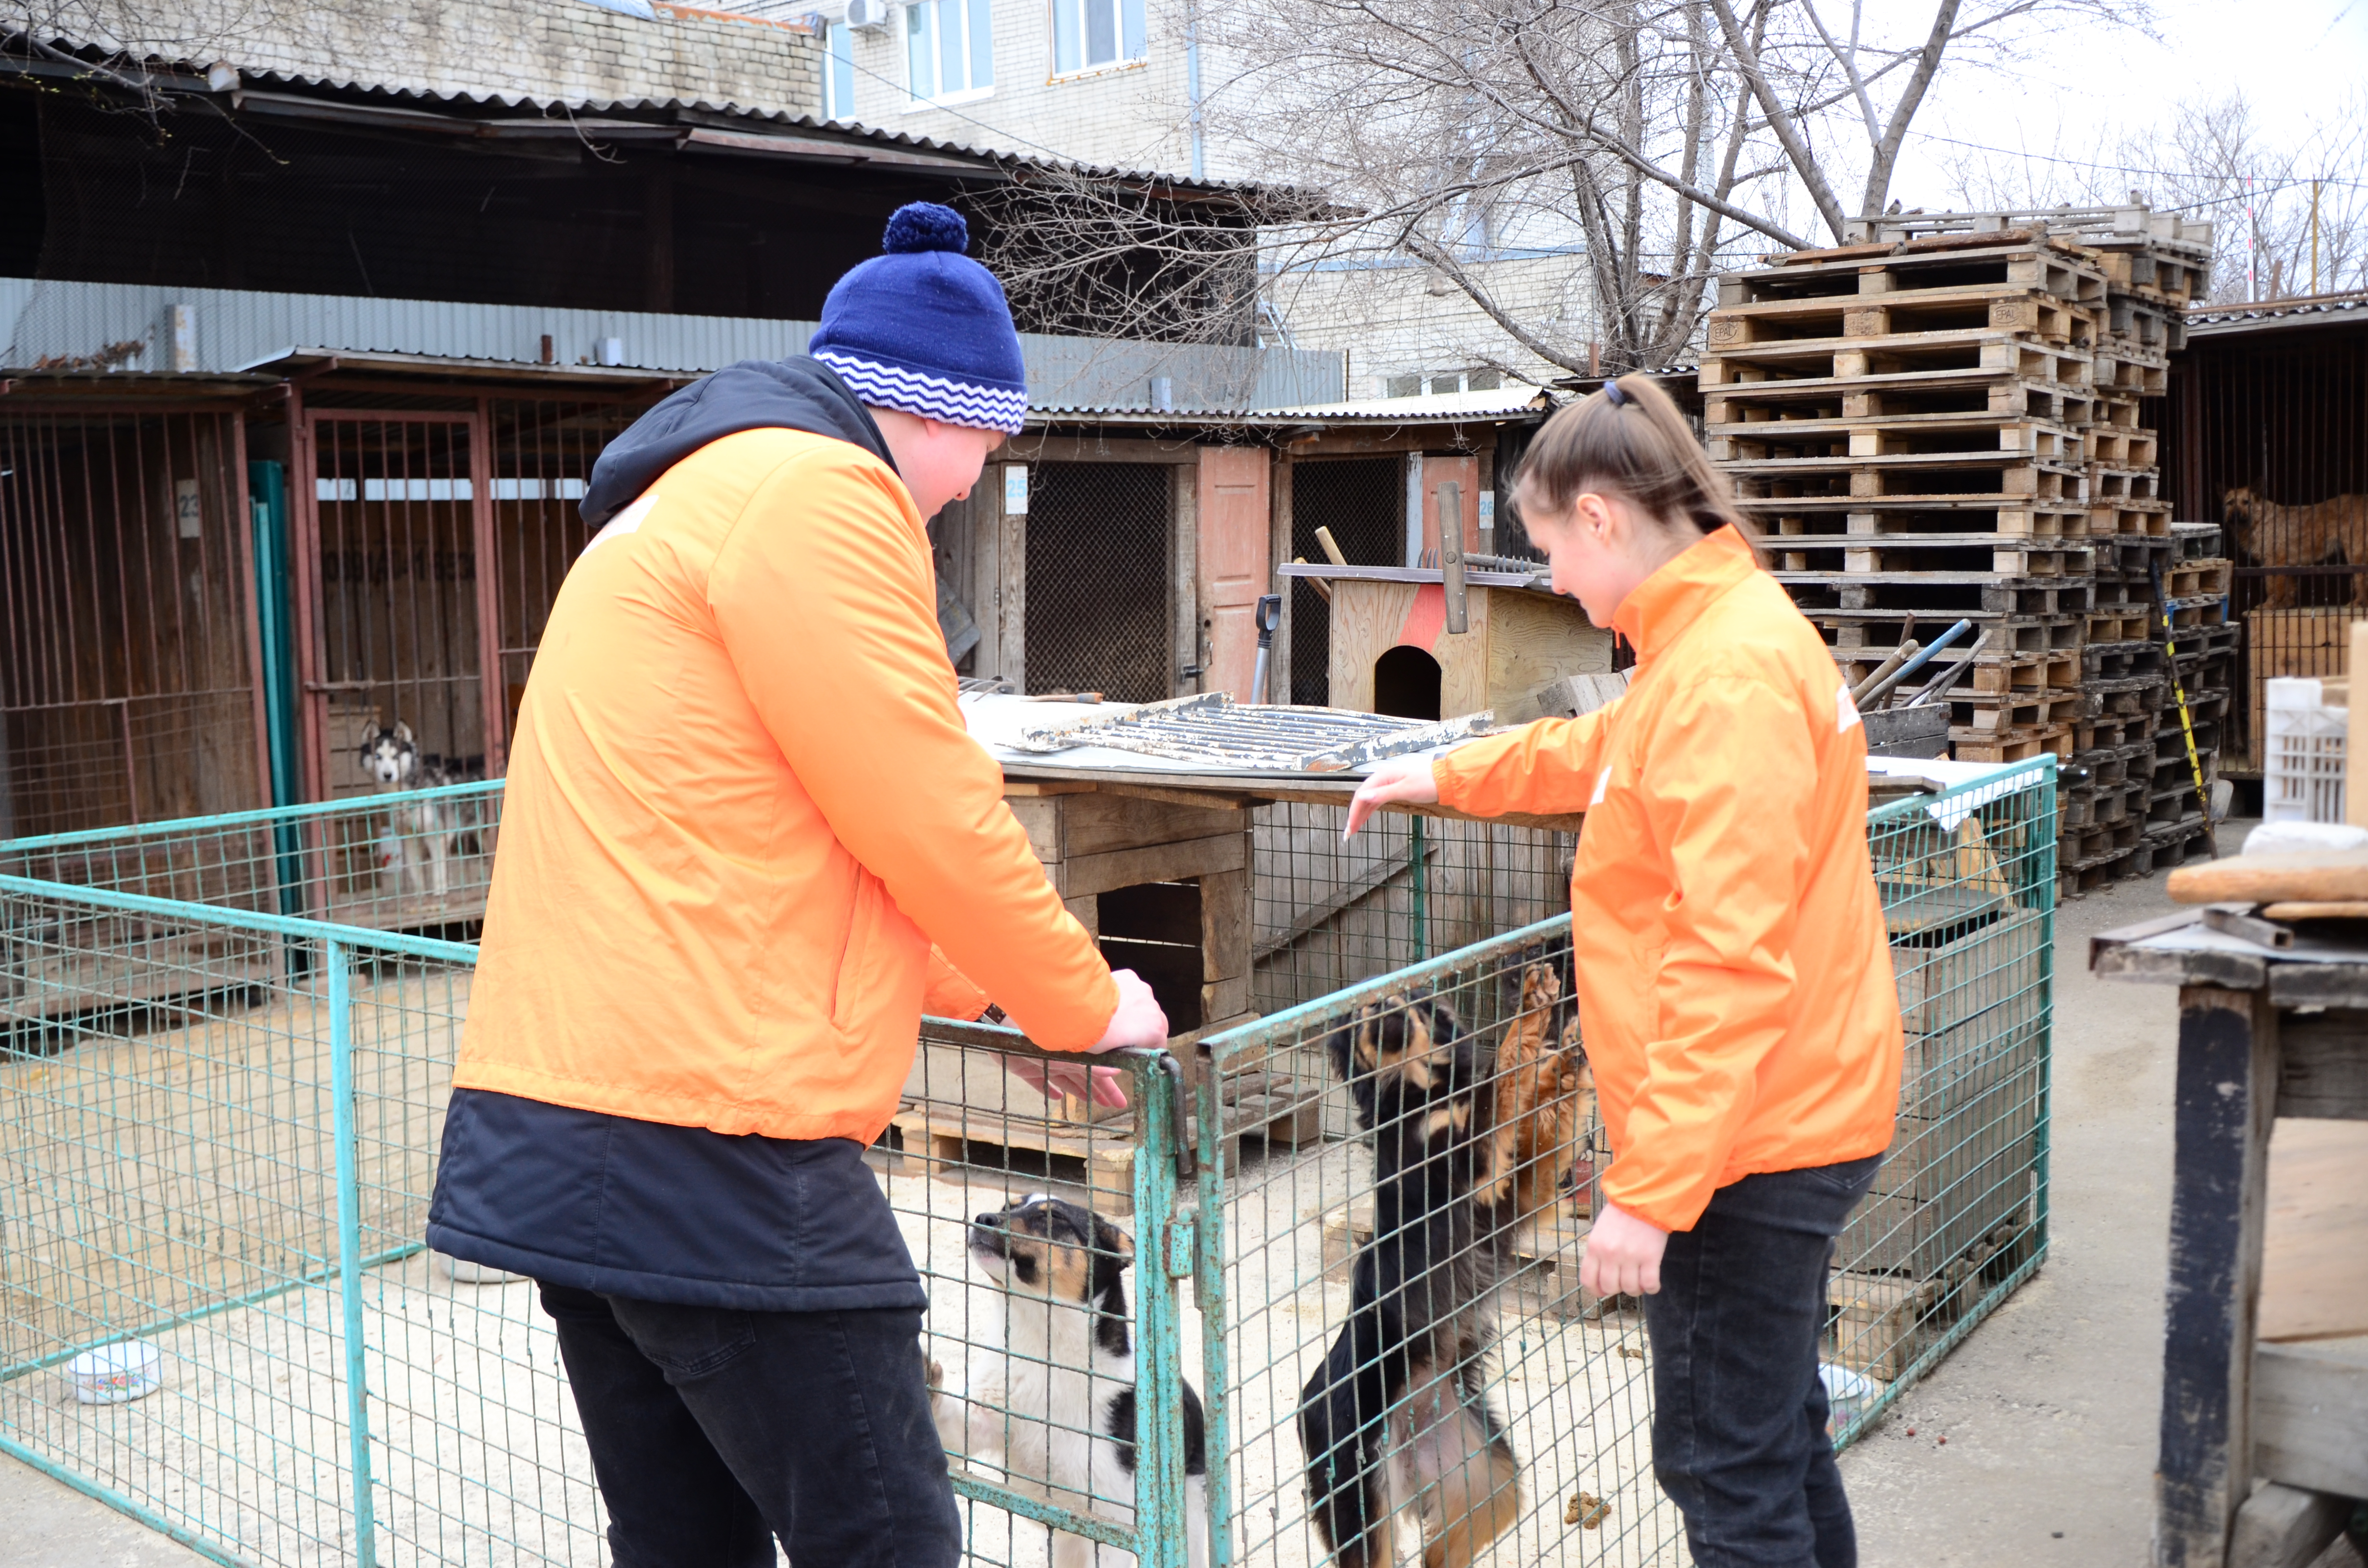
[1, 757, 2052, 1566]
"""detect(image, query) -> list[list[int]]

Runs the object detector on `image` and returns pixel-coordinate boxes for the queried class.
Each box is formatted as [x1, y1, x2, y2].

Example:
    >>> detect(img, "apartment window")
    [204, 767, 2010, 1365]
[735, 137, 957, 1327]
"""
[824, 21, 855, 120]
[907, 0, 993, 101]
[1052, 0, 1145, 74]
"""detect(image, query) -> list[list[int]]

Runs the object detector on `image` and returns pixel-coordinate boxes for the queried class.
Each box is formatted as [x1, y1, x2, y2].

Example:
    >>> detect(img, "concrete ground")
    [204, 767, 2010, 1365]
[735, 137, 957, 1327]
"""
[1, 852, 2357, 1566]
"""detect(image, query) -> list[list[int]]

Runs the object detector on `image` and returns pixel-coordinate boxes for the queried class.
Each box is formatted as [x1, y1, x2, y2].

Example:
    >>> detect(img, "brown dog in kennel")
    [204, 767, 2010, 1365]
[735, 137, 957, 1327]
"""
[2223, 486, 2368, 609]
[1299, 961, 1589, 1568]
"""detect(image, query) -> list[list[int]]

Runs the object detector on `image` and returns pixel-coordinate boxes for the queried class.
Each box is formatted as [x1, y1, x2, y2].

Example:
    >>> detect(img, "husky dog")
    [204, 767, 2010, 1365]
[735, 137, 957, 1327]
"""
[358, 722, 485, 898]
[1298, 968, 1584, 1568]
[930, 1194, 1210, 1568]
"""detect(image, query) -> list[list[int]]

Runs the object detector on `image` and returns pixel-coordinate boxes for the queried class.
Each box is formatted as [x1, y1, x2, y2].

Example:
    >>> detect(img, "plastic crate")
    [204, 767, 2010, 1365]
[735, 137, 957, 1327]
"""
[2263, 676, 2347, 824]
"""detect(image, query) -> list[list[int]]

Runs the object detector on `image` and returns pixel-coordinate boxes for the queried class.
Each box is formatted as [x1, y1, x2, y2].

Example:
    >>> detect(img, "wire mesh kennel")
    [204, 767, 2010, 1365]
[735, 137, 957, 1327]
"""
[1, 756, 2053, 1568]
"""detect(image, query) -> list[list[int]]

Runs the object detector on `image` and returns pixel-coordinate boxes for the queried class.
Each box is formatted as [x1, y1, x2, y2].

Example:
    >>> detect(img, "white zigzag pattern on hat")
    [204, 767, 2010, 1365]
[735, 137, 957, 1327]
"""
[813, 351, 1029, 435]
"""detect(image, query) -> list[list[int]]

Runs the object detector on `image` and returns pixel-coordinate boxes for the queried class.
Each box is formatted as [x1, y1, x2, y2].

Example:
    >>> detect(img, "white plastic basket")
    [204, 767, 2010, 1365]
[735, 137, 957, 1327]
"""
[2263, 676, 2348, 825]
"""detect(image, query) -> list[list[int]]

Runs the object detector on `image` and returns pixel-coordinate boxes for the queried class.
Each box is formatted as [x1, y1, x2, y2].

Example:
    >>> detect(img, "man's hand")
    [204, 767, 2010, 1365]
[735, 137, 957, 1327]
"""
[1001, 970, 1168, 1110]
[1578, 1200, 1669, 1298]
[1344, 755, 1442, 838]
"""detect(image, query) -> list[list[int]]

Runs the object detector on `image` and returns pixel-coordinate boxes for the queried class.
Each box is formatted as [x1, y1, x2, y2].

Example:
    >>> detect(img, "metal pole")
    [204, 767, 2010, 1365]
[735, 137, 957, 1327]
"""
[329, 940, 381, 1568]
[1408, 815, 1427, 961]
[2311, 179, 2321, 296]
[1131, 1056, 1191, 1568]
[1193, 1052, 1234, 1568]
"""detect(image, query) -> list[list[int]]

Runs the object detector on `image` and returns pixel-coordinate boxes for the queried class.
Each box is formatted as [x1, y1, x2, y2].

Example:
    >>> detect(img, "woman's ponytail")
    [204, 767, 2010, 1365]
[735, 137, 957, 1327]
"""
[1515, 375, 1754, 551]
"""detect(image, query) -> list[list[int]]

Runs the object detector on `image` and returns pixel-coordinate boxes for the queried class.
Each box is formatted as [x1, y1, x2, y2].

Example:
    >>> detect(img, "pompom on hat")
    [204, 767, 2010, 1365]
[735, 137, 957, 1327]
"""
[809, 203, 1029, 435]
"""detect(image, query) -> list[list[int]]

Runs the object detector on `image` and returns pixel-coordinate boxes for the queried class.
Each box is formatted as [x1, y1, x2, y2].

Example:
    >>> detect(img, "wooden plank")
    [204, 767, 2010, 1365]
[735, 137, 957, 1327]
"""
[1060, 832, 1248, 900]
[2258, 1117, 2368, 1343]
[2169, 851, 2368, 906]
[2275, 1013, 2368, 1120]
[2154, 984, 2282, 1568]
[2268, 965, 2368, 1014]
[2227, 1483, 2352, 1568]
[1059, 792, 1248, 857]
[2251, 1335, 2368, 1498]
[1199, 867, 1251, 984]
[1003, 794, 1063, 862]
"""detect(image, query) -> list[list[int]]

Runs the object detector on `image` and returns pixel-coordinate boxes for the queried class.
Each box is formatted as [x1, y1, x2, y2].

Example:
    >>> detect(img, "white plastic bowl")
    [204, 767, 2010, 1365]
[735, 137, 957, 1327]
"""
[68, 1339, 161, 1405]
[436, 1251, 525, 1286]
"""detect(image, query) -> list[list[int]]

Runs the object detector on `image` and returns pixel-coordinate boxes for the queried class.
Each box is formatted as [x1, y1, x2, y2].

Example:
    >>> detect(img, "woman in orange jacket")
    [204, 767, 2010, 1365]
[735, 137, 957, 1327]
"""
[1348, 376, 1902, 1568]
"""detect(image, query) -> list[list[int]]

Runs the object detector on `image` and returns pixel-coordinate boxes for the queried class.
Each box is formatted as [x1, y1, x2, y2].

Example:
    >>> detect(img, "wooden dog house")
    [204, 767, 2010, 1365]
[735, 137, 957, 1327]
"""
[1280, 564, 1616, 722]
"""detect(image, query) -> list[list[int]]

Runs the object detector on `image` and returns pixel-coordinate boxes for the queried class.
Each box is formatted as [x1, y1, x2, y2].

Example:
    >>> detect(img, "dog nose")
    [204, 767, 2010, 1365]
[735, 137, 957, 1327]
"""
[973, 1211, 1005, 1230]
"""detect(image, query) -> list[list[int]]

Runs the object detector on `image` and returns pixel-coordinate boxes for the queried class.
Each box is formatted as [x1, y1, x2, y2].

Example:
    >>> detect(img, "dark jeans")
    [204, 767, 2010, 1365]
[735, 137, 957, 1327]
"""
[538, 1283, 962, 1568]
[1643, 1153, 1884, 1568]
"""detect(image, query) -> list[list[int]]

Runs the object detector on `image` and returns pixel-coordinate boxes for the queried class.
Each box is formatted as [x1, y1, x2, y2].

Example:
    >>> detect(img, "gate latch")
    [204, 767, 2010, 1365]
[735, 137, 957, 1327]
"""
[1165, 1215, 1196, 1278]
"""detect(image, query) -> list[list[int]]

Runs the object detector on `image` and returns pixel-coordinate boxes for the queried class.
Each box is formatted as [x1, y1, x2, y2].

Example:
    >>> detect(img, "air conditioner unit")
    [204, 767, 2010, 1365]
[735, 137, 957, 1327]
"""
[843, 0, 891, 31]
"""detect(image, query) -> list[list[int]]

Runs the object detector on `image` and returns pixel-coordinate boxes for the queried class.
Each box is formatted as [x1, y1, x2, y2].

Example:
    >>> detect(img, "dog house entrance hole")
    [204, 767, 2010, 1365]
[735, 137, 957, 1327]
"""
[1373, 646, 1443, 721]
[1098, 879, 1204, 1034]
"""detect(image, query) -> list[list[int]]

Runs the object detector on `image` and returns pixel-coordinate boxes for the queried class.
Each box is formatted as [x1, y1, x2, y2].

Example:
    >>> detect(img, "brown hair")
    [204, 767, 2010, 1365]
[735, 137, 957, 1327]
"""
[1513, 374, 1753, 548]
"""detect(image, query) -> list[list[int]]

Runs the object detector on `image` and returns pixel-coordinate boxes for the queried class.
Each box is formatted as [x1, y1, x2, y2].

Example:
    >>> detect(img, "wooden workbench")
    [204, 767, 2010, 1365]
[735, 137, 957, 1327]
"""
[2091, 911, 2368, 1568]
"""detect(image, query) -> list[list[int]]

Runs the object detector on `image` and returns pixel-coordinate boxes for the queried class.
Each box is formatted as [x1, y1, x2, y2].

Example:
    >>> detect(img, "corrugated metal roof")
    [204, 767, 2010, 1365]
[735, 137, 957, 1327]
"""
[0, 277, 1344, 413]
[5, 29, 1248, 196]
[2187, 292, 2368, 336]
[1252, 386, 1559, 421]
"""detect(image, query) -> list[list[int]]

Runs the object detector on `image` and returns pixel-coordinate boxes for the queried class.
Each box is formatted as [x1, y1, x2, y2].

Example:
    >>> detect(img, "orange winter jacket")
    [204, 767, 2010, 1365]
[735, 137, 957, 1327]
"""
[453, 425, 1119, 1144]
[1433, 525, 1902, 1233]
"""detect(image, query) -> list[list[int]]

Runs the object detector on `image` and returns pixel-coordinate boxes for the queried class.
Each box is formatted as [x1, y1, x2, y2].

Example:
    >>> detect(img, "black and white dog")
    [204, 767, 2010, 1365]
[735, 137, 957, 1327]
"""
[931, 1194, 1209, 1568]
[358, 722, 485, 898]
[1299, 993, 1524, 1568]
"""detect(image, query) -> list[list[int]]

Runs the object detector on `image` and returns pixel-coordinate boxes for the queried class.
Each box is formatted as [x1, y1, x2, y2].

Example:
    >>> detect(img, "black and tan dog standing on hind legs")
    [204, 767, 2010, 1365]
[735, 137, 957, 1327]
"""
[1298, 988, 1531, 1568]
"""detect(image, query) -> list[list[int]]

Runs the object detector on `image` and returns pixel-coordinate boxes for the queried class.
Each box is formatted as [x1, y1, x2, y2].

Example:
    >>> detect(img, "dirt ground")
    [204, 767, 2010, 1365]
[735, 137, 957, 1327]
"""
[4, 846, 2359, 1566]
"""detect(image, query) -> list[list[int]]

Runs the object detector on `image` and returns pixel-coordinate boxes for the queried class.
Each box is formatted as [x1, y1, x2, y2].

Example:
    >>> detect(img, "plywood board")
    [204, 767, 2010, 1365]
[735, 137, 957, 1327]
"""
[2257, 1117, 2368, 1343]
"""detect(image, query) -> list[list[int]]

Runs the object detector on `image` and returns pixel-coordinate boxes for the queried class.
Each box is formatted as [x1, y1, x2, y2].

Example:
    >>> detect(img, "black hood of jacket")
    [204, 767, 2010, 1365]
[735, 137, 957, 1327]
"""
[580, 356, 896, 528]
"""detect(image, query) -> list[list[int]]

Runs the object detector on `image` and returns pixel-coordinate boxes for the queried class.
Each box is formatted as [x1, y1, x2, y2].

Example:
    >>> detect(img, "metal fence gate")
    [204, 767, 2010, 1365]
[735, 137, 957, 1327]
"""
[0, 406, 265, 839]
[298, 412, 497, 806]
[1024, 462, 1175, 702]
[1287, 458, 1404, 706]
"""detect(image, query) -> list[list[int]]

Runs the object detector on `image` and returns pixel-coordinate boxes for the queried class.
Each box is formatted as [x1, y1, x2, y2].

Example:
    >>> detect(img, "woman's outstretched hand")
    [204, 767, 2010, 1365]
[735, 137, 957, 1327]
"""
[1344, 755, 1442, 838]
[1579, 1200, 1669, 1298]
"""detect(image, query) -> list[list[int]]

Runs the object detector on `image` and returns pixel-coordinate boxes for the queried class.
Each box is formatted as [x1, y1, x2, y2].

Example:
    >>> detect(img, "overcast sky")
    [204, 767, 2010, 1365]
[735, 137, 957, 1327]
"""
[1889, 0, 2367, 207]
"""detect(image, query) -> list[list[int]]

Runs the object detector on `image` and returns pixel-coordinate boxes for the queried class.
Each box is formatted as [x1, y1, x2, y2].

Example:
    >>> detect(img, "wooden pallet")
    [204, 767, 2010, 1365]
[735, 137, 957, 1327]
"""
[1723, 231, 2110, 307]
[1703, 368, 2098, 427]
[1782, 573, 2094, 618]
[1947, 689, 2087, 735]
[1816, 611, 2084, 657]
[1701, 329, 2093, 389]
[1771, 535, 2093, 578]
[1727, 449, 2090, 501]
[1950, 724, 2074, 764]
[1840, 644, 2083, 694]
[888, 1066, 1320, 1216]
[2169, 521, 2224, 560]
[2086, 427, 2159, 467]
[1706, 287, 2096, 351]
[1705, 410, 2088, 464]
[2087, 501, 2173, 537]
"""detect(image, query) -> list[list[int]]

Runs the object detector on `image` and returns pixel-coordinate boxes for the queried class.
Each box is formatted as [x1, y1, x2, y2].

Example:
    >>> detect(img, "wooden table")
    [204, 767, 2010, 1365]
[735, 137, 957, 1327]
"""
[2092, 911, 2368, 1568]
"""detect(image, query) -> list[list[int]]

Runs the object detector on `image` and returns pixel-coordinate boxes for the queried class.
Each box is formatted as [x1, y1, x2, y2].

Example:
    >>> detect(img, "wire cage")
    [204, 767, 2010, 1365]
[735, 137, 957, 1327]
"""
[1188, 757, 2054, 1567]
[1024, 464, 1176, 703]
[1286, 459, 1405, 707]
[1, 758, 2053, 1568]
[0, 406, 266, 841]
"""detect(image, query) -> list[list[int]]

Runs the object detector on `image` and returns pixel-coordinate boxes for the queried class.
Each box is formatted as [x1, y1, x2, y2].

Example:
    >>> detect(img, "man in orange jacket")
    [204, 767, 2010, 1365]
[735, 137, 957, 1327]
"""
[426, 204, 1166, 1568]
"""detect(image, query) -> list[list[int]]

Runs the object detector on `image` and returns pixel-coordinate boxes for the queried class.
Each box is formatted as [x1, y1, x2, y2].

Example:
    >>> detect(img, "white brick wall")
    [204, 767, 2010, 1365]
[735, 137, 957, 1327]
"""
[830, 0, 1195, 173]
[83, 0, 821, 119]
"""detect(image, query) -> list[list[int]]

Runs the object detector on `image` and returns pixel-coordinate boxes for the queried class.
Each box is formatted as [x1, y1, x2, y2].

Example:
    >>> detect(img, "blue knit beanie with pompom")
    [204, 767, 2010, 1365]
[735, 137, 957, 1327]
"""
[808, 203, 1028, 434]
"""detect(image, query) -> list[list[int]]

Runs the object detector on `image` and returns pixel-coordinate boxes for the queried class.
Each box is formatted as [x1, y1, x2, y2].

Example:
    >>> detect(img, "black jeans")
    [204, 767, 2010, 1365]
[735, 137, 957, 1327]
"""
[1642, 1153, 1884, 1568]
[538, 1283, 962, 1568]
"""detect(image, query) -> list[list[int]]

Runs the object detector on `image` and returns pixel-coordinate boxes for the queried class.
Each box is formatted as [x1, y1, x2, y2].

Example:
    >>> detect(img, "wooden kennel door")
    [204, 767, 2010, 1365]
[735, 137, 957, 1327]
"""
[295, 411, 501, 803]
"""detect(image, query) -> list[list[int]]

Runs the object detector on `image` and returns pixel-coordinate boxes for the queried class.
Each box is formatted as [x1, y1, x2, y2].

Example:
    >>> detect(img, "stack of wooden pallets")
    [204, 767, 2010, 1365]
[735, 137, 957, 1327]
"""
[1704, 204, 2220, 883]
[1703, 227, 2106, 770]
